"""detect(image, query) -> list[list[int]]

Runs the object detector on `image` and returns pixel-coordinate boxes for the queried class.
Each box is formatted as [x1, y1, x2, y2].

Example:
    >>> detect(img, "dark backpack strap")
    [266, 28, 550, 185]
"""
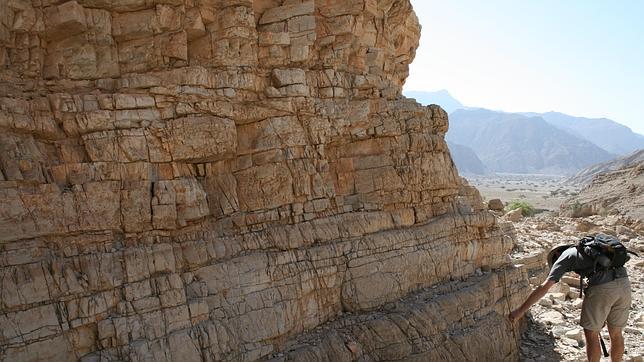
[578, 271, 584, 298]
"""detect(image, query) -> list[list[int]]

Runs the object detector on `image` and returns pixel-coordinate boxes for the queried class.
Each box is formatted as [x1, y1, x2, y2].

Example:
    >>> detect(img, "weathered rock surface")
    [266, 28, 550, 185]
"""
[504, 208, 524, 222]
[0, 1, 531, 361]
[488, 198, 505, 211]
[562, 159, 644, 224]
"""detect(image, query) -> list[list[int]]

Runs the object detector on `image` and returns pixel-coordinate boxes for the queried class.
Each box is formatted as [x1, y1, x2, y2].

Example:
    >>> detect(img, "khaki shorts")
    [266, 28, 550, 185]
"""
[580, 276, 632, 331]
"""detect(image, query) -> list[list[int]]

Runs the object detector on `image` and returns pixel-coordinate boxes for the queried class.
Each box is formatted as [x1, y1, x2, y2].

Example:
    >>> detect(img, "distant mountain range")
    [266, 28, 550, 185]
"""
[522, 112, 644, 155]
[448, 109, 614, 175]
[404, 90, 644, 175]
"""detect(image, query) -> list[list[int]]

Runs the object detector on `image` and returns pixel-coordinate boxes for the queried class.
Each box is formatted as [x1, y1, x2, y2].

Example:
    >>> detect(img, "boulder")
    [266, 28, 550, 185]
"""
[504, 208, 524, 222]
[488, 198, 504, 211]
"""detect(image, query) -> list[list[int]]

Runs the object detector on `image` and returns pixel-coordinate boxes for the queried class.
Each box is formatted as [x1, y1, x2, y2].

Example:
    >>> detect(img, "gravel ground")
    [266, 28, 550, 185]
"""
[510, 215, 644, 362]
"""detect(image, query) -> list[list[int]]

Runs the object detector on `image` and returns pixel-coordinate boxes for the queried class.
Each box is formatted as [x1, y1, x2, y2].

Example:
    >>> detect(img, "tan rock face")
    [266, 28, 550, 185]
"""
[562, 161, 644, 223]
[0, 1, 530, 361]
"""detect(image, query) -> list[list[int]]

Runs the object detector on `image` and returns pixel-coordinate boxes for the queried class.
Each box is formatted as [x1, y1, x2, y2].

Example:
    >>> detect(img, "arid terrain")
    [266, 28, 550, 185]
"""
[467, 174, 579, 212]
[467, 170, 644, 362]
[512, 215, 644, 362]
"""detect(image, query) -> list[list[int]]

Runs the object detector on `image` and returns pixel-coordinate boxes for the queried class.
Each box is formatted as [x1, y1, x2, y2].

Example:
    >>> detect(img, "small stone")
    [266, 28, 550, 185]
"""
[567, 289, 580, 299]
[575, 220, 595, 232]
[548, 292, 567, 302]
[561, 337, 579, 347]
[259, 1, 315, 25]
[551, 282, 570, 295]
[564, 329, 584, 342]
[624, 327, 643, 335]
[541, 310, 565, 325]
[346, 341, 360, 355]
[551, 326, 568, 337]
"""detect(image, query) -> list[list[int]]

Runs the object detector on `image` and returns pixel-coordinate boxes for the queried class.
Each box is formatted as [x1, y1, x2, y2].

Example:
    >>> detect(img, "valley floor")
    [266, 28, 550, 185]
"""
[466, 173, 577, 211]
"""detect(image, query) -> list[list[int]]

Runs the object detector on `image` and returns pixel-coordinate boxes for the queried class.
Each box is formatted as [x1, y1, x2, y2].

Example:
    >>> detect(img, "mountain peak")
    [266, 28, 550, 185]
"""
[403, 89, 464, 113]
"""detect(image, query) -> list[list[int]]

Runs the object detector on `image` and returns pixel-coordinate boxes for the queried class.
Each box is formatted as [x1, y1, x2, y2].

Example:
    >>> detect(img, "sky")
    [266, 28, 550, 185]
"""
[404, 0, 644, 135]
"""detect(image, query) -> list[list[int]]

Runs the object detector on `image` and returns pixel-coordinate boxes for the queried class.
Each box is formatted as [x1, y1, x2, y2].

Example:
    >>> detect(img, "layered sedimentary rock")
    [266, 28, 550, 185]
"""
[1, 1, 530, 361]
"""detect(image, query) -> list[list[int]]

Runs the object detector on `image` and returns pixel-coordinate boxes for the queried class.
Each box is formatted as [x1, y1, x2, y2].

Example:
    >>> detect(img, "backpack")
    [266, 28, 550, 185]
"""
[575, 233, 638, 297]
[577, 233, 634, 269]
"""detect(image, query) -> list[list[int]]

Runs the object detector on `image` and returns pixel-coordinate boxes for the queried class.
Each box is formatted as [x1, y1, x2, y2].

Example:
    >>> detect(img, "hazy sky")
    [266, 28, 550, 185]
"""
[404, 0, 644, 135]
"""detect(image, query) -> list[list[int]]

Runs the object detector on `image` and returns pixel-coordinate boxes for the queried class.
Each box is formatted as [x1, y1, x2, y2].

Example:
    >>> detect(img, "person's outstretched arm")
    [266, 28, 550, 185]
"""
[509, 279, 555, 322]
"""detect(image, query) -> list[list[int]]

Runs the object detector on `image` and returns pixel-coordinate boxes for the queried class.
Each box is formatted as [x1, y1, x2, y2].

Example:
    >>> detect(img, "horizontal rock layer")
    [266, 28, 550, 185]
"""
[0, 0, 530, 361]
[265, 267, 530, 361]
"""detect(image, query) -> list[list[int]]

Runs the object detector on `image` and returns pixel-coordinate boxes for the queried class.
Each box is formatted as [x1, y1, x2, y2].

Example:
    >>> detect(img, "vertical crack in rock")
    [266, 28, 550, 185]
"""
[0, 0, 533, 361]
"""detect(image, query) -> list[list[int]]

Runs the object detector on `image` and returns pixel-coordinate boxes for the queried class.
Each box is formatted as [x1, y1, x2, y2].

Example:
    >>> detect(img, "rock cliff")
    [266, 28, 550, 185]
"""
[0, 1, 530, 360]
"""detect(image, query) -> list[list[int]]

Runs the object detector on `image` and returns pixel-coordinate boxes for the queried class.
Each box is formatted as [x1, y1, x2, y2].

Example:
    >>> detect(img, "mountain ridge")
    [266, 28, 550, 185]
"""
[405, 90, 643, 175]
[447, 108, 615, 175]
[522, 111, 644, 155]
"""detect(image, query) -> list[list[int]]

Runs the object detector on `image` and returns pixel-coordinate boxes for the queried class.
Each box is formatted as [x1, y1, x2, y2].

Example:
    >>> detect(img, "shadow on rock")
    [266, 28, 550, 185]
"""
[519, 314, 564, 362]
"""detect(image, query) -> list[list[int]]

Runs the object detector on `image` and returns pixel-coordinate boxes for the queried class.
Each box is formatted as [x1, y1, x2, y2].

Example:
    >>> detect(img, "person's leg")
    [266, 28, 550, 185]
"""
[606, 278, 632, 362]
[581, 282, 615, 362]
[607, 326, 624, 362]
[584, 329, 601, 362]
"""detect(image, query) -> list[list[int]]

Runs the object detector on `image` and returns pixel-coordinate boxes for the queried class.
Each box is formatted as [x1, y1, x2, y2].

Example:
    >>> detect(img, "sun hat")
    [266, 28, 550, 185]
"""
[547, 244, 573, 268]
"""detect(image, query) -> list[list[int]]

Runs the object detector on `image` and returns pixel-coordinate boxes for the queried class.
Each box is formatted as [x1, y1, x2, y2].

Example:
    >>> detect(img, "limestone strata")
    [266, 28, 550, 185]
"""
[1, 0, 529, 361]
[264, 267, 529, 361]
